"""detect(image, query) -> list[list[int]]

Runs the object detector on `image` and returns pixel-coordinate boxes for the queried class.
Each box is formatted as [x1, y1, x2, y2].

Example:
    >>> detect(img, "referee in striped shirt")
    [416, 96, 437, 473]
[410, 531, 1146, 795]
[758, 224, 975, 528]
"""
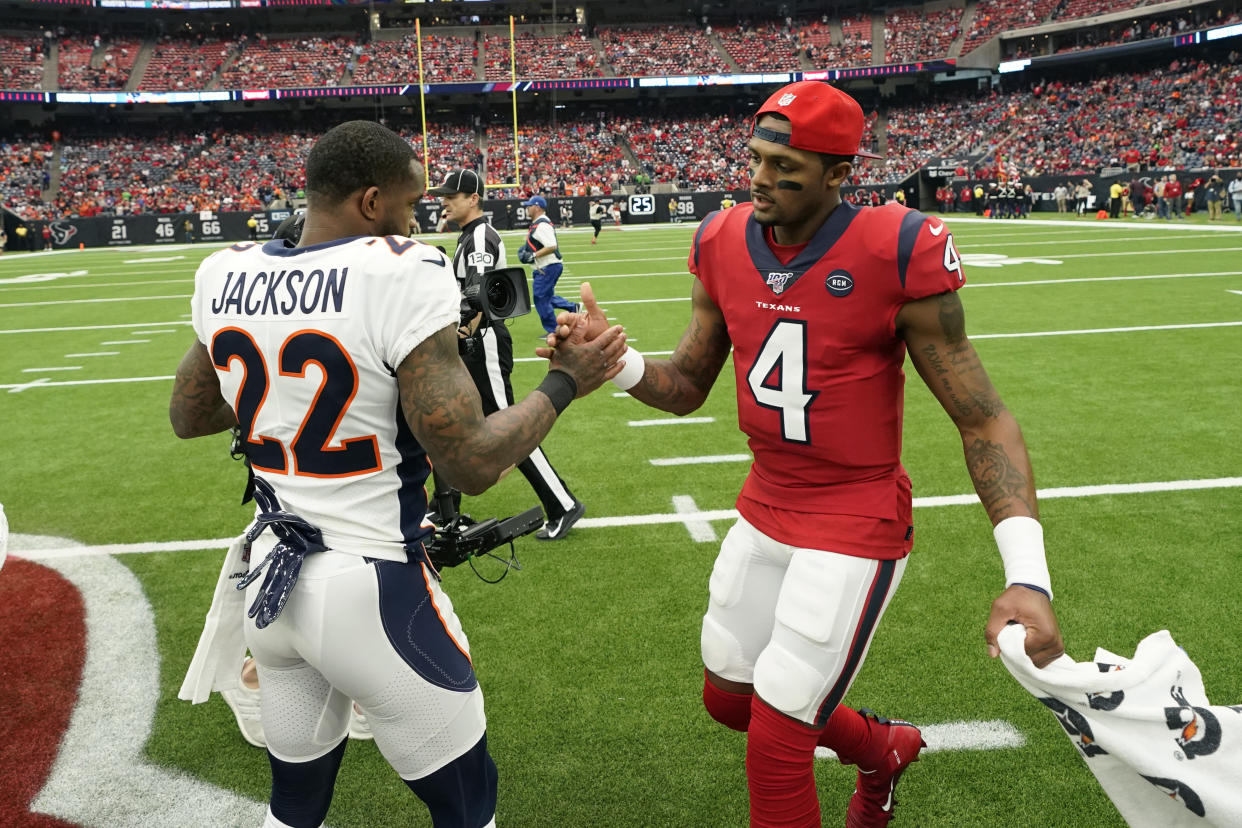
[430, 169, 586, 540]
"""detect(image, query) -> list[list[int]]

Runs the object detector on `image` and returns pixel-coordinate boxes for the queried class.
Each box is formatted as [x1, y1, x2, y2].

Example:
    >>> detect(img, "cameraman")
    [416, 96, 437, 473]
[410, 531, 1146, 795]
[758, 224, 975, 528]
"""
[431, 169, 586, 541]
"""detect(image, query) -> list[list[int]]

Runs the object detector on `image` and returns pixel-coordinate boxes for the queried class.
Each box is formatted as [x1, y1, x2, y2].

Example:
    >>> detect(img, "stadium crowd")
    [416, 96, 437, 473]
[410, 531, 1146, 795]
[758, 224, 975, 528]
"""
[883, 8, 961, 64]
[596, 25, 730, 77]
[4, 53, 1240, 220]
[995, 58, 1242, 176]
[3, 6, 1237, 93]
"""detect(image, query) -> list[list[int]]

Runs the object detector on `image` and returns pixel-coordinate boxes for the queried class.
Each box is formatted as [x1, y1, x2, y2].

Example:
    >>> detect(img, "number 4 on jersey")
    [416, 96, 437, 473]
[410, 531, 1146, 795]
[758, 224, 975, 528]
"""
[746, 320, 819, 444]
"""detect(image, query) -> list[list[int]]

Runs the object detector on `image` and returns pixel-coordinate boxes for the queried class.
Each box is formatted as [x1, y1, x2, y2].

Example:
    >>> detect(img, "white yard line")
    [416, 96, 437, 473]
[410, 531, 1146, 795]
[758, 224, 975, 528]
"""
[11, 476, 1241, 561]
[652, 454, 751, 466]
[0, 321, 192, 335]
[99, 339, 151, 345]
[628, 417, 715, 427]
[64, 352, 119, 357]
[0, 294, 190, 309]
[21, 366, 81, 373]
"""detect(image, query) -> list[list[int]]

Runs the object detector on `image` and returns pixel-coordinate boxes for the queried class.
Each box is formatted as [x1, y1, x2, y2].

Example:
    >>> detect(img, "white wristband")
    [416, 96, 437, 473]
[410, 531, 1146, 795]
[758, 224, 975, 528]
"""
[994, 516, 1053, 600]
[610, 346, 646, 392]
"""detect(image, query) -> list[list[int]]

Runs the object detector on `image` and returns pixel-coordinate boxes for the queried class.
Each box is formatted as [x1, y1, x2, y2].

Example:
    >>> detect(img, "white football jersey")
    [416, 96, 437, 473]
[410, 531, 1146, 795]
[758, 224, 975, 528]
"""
[191, 235, 460, 562]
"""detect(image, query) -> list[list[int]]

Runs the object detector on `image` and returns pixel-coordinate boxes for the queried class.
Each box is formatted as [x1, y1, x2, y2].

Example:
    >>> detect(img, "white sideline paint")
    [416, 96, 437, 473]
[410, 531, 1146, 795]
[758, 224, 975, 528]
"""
[972, 320, 1242, 340]
[673, 495, 717, 542]
[628, 417, 715, 427]
[4, 311, 1238, 389]
[815, 719, 1025, 762]
[12, 477, 1241, 561]
[0, 277, 192, 292]
[652, 454, 751, 466]
[0, 294, 190, 308]
[5, 375, 173, 393]
[0, 320, 191, 335]
[30, 547, 270, 826]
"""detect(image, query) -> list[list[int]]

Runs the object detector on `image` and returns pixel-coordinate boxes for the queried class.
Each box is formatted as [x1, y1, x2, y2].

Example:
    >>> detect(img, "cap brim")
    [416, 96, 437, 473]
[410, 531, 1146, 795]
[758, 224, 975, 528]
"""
[855, 148, 883, 160]
[429, 186, 462, 195]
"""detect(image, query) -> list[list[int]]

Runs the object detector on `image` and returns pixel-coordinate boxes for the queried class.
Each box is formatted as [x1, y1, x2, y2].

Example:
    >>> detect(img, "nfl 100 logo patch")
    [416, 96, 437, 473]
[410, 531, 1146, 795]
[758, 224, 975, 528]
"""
[766, 271, 794, 294]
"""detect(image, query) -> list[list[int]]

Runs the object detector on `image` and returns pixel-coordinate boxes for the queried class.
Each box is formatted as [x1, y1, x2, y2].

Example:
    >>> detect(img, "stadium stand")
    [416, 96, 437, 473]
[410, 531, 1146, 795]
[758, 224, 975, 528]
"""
[0, 137, 53, 219]
[217, 34, 356, 89]
[614, 113, 750, 191]
[353, 32, 477, 84]
[1, 33, 48, 90]
[998, 58, 1242, 176]
[512, 28, 604, 80]
[484, 116, 629, 196]
[57, 35, 142, 91]
[139, 35, 234, 91]
[962, 0, 1060, 54]
[883, 7, 962, 64]
[596, 25, 730, 77]
[803, 13, 872, 68]
[715, 22, 804, 72]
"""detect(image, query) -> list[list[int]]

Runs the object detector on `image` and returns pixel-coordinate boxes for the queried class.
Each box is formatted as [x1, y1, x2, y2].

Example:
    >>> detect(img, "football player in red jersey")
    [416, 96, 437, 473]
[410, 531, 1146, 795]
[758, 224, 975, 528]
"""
[544, 81, 1064, 828]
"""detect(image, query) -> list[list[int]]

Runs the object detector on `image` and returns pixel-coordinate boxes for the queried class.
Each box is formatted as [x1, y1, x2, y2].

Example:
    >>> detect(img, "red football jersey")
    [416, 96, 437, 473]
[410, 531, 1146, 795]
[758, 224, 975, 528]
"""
[689, 201, 965, 558]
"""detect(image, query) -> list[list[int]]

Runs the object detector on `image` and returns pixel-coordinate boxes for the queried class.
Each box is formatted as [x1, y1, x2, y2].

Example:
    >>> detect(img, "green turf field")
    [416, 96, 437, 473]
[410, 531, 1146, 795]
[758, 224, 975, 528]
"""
[3, 212, 1240, 827]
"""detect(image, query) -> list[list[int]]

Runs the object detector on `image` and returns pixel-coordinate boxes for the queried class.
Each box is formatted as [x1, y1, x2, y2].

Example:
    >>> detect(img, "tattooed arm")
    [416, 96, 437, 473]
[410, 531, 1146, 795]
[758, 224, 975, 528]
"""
[899, 291, 1064, 668]
[537, 279, 730, 415]
[399, 321, 625, 495]
[170, 340, 237, 438]
[627, 278, 732, 415]
[898, 291, 1036, 524]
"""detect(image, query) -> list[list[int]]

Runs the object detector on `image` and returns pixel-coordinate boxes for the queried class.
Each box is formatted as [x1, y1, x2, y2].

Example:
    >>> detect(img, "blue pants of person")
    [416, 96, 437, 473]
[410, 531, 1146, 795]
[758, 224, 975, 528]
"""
[533, 263, 576, 333]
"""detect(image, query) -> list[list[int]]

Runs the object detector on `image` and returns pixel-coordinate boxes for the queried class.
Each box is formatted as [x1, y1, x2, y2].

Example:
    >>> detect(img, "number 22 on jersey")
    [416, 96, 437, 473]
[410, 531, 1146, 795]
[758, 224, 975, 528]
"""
[212, 327, 381, 478]
[746, 319, 819, 444]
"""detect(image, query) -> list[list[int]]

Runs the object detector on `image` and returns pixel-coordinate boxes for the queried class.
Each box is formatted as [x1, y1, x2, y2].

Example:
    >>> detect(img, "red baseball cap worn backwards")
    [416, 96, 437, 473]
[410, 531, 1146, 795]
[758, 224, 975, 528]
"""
[752, 81, 881, 159]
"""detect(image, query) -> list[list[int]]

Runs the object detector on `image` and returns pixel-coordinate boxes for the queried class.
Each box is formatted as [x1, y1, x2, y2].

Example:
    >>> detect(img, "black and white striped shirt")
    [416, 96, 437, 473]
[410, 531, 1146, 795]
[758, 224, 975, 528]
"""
[452, 215, 507, 328]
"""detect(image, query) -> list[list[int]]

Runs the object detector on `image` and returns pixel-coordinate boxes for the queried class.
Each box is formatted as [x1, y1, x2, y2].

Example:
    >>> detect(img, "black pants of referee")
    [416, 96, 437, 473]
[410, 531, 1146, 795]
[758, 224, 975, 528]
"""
[449, 324, 578, 522]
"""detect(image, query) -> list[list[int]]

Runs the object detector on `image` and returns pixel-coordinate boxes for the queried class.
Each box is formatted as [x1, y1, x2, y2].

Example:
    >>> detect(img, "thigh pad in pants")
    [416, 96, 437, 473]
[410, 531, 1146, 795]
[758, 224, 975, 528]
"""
[753, 551, 905, 726]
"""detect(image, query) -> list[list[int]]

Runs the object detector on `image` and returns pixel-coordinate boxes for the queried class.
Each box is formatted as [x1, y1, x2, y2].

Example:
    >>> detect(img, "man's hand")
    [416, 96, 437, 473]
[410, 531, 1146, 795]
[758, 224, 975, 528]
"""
[985, 585, 1064, 669]
[545, 313, 626, 397]
[536, 282, 613, 358]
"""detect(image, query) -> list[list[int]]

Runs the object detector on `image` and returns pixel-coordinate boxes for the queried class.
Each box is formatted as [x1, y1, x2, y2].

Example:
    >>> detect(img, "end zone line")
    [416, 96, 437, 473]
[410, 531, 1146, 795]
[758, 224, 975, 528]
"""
[12, 476, 1241, 560]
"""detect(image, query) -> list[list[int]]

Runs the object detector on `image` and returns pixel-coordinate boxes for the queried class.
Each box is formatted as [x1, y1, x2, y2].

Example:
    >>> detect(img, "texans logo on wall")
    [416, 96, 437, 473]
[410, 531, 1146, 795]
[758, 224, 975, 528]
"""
[49, 221, 79, 247]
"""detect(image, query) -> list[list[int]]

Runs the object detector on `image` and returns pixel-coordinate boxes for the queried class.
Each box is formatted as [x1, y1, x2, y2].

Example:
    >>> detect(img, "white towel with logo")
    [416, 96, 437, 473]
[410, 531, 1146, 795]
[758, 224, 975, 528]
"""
[178, 534, 249, 704]
[999, 625, 1242, 827]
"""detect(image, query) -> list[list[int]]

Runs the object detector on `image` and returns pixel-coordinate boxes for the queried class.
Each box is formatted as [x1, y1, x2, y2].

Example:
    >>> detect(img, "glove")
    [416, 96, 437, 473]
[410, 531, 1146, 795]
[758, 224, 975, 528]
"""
[517, 246, 534, 264]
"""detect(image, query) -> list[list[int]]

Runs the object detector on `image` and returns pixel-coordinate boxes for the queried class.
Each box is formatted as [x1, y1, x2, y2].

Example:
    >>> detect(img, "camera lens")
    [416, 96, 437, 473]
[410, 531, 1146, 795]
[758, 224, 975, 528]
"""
[486, 274, 515, 317]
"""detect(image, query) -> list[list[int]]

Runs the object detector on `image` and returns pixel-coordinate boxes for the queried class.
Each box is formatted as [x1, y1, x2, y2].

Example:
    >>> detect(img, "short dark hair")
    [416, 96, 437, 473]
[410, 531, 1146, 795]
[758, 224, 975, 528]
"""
[305, 120, 418, 206]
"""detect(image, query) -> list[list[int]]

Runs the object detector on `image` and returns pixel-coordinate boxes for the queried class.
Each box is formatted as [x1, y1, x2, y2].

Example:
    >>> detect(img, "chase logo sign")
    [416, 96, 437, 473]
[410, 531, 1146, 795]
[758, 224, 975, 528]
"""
[765, 271, 794, 294]
[825, 269, 854, 297]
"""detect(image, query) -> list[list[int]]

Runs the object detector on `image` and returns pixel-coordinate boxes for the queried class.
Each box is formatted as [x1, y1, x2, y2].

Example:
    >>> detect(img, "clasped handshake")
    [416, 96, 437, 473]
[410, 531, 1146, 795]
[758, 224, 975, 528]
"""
[534, 282, 630, 399]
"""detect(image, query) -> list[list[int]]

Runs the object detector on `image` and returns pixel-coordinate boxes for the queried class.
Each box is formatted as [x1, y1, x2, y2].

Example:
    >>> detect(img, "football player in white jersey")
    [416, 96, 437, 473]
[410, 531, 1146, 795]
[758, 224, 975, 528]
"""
[170, 120, 626, 828]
